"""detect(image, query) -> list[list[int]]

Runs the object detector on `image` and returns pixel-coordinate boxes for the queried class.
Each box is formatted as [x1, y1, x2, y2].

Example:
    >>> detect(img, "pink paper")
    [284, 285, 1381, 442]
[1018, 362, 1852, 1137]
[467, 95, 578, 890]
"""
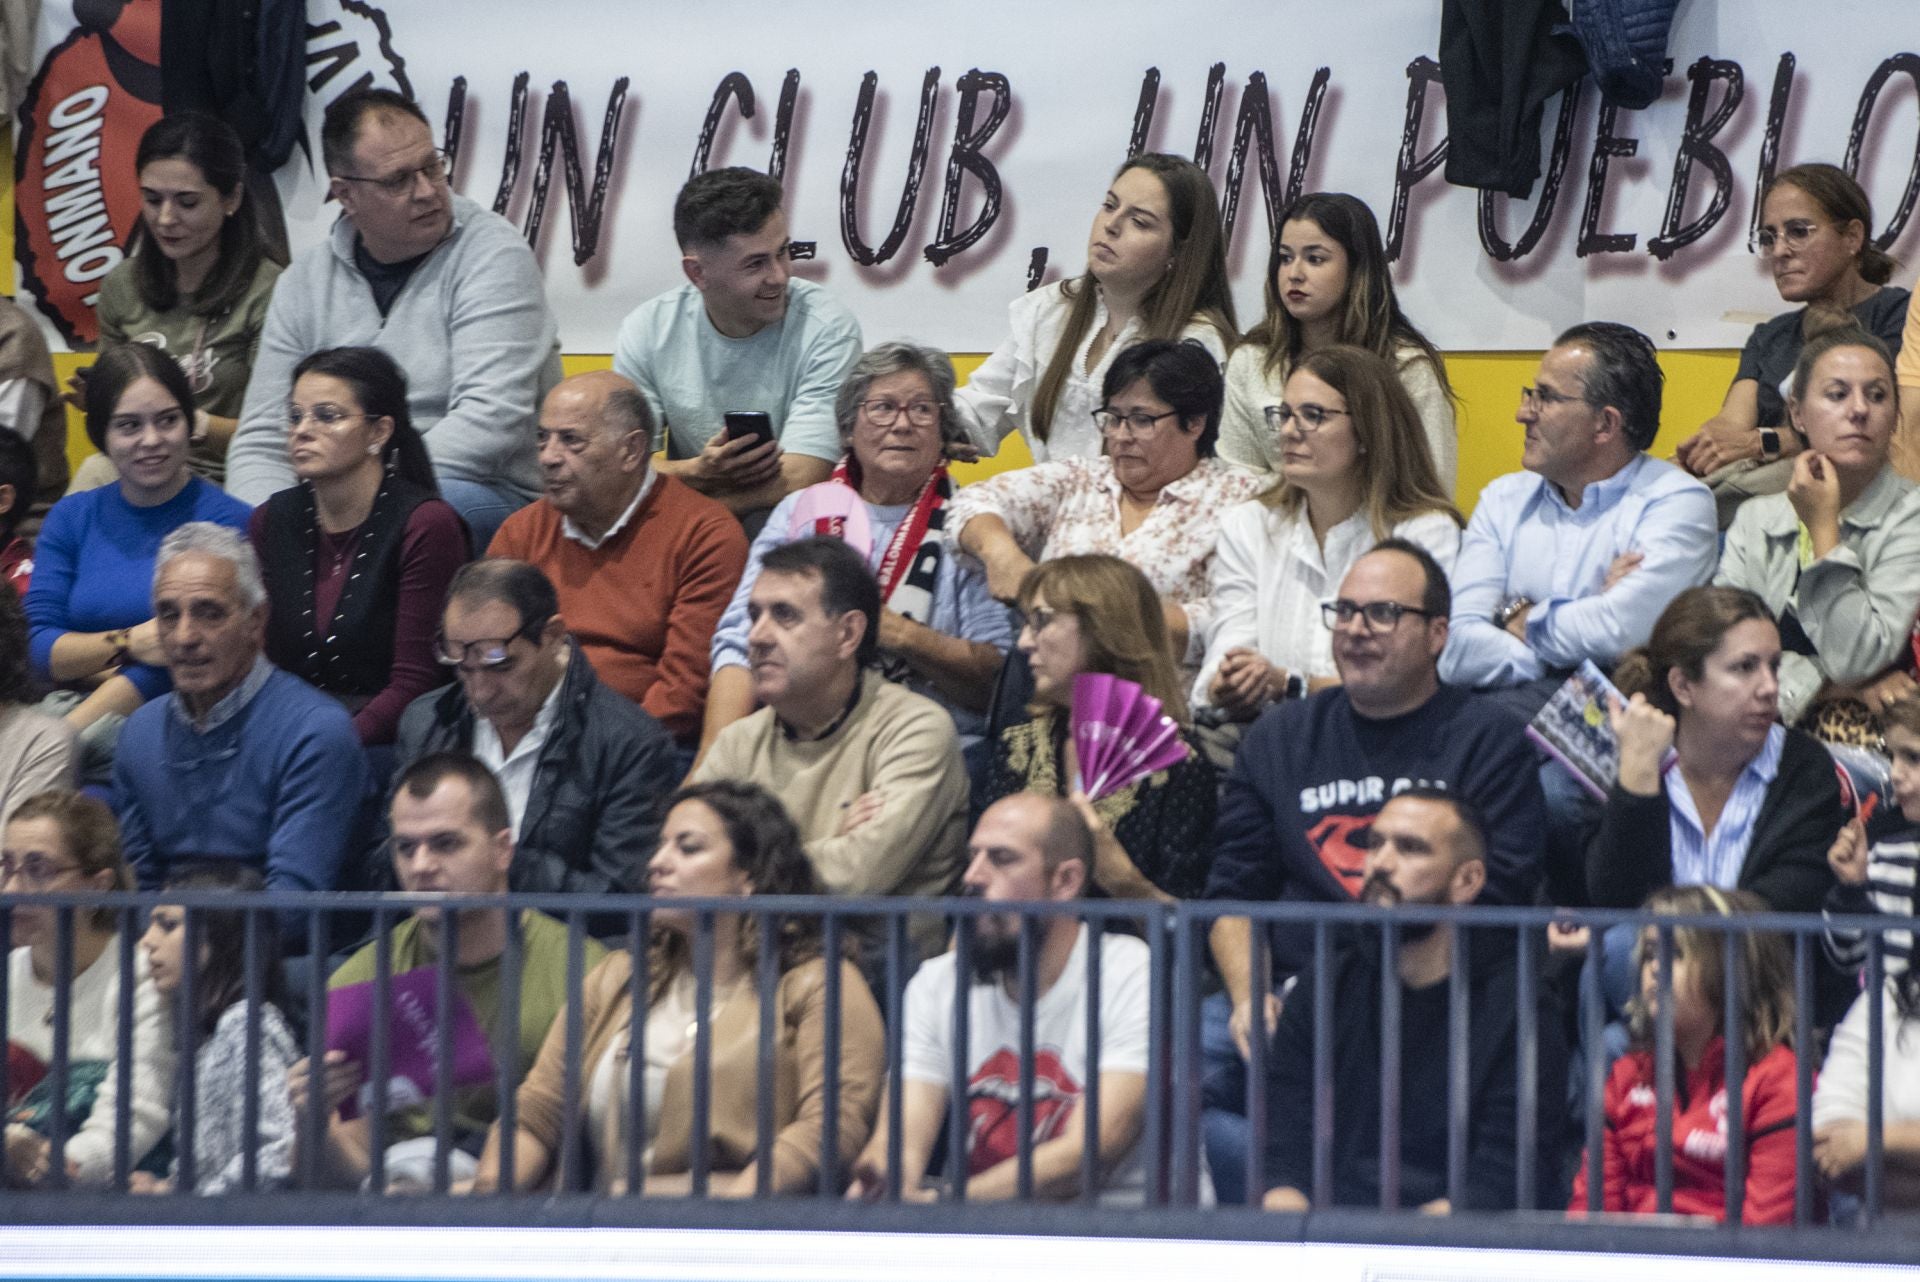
[325, 968, 495, 1121]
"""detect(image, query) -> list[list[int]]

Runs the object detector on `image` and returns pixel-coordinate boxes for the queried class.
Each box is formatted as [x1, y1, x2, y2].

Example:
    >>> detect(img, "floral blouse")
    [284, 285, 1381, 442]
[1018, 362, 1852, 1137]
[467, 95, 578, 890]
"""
[949, 455, 1265, 666]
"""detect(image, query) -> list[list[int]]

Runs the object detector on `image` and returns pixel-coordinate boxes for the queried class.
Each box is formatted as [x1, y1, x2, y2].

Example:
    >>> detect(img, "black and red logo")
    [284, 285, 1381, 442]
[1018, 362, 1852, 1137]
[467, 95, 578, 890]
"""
[13, 0, 163, 345]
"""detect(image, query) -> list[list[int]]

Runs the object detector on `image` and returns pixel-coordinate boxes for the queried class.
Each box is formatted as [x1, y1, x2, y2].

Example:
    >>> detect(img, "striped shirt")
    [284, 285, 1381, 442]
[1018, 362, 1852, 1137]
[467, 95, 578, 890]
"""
[1823, 823, 1919, 978]
[1666, 724, 1785, 890]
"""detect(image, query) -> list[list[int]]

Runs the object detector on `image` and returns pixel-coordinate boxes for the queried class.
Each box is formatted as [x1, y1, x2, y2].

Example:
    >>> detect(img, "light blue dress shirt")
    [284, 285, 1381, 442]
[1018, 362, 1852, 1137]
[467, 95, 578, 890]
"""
[1440, 453, 1718, 689]
[1668, 723, 1785, 889]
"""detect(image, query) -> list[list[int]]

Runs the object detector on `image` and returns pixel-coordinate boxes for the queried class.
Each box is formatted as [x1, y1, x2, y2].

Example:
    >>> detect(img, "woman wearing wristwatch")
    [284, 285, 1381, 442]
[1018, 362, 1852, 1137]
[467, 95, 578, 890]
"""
[24, 345, 250, 775]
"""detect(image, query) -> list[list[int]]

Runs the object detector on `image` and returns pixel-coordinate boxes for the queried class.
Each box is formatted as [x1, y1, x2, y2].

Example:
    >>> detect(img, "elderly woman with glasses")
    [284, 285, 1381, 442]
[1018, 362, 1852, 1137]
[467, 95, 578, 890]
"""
[701, 342, 1015, 756]
[249, 347, 469, 746]
[949, 340, 1265, 679]
[1192, 344, 1460, 725]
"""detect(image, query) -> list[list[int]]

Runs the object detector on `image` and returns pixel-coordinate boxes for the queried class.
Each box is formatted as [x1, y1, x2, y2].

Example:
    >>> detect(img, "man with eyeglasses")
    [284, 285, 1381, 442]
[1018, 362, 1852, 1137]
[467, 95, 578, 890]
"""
[1441, 322, 1715, 711]
[488, 370, 747, 755]
[612, 167, 862, 522]
[395, 558, 677, 898]
[227, 87, 562, 551]
[1198, 539, 1546, 1203]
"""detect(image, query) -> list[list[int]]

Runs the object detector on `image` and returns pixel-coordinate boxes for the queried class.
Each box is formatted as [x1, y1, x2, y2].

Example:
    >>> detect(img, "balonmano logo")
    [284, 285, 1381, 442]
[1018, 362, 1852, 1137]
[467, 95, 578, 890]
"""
[13, 0, 163, 345]
[14, 0, 411, 347]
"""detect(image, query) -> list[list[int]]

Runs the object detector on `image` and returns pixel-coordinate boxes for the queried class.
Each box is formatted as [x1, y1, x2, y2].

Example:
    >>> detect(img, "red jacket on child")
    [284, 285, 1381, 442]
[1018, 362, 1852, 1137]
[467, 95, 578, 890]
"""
[1569, 1037, 1803, 1224]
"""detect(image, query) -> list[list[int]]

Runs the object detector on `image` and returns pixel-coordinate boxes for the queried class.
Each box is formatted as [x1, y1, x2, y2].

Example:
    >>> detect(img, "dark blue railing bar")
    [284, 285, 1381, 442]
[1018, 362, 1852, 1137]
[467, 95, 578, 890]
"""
[689, 909, 714, 1198]
[1447, 927, 1470, 1212]
[431, 912, 457, 1195]
[1514, 924, 1538, 1211]
[1377, 924, 1400, 1212]
[46, 906, 73, 1189]
[1014, 913, 1037, 1202]
[623, 910, 647, 1197]
[819, 912, 844, 1200]
[112, 908, 134, 1190]
[558, 911, 587, 1194]
[1311, 919, 1333, 1210]
[1866, 934, 1886, 1225]
[1243, 920, 1268, 1207]
[884, 913, 906, 1204]
[1652, 927, 1675, 1216]
[1721, 927, 1746, 1227]
[496, 908, 524, 1197]
[241, 907, 263, 1193]
[948, 917, 973, 1204]
[1080, 915, 1103, 1207]
[755, 911, 777, 1200]
[1792, 933, 1814, 1228]
[366, 909, 392, 1196]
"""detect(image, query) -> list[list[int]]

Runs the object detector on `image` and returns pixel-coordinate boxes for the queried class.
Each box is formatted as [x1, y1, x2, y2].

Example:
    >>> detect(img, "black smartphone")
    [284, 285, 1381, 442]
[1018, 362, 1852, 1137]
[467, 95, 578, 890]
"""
[723, 411, 775, 450]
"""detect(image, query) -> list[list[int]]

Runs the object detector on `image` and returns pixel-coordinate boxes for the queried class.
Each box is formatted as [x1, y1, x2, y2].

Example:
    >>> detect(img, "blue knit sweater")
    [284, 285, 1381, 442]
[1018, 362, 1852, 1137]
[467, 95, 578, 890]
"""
[25, 476, 251, 699]
[114, 664, 368, 912]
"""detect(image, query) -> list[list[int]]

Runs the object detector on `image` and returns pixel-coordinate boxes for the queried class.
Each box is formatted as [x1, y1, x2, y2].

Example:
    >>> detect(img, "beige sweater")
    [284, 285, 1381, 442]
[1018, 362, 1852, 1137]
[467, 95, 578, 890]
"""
[513, 950, 884, 1192]
[696, 671, 967, 953]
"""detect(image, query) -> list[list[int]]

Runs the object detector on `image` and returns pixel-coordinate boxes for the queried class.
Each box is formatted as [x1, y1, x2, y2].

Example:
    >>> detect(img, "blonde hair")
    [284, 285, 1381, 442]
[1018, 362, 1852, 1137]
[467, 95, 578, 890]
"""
[1258, 344, 1461, 535]
[1018, 554, 1188, 725]
[1627, 885, 1795, 1062]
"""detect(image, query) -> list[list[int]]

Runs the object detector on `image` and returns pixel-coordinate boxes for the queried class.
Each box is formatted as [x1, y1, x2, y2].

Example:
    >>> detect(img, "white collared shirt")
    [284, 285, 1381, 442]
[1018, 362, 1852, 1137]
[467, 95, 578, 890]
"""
[560, 468, 657, 550]
[471, 650, 569, 836]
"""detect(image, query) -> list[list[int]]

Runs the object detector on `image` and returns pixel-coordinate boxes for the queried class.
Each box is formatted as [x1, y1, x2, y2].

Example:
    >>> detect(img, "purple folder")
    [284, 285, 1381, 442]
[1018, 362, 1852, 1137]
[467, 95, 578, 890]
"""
[325, 967, 495, 1120]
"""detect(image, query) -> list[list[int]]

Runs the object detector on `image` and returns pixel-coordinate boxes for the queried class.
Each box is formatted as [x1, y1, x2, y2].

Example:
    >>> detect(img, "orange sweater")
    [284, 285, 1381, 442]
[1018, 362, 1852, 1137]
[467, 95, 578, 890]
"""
[489, 475, 747, 741]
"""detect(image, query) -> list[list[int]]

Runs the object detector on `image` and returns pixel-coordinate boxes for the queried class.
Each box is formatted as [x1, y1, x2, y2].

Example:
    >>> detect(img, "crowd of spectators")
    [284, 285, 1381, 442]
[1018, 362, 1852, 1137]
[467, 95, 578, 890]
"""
[4, 86, 1920, 1225]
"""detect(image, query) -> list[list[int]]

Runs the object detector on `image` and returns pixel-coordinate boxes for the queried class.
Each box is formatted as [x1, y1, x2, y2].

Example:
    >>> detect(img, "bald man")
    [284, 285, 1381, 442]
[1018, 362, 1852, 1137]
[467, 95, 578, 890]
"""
[488, 370, 747, 748]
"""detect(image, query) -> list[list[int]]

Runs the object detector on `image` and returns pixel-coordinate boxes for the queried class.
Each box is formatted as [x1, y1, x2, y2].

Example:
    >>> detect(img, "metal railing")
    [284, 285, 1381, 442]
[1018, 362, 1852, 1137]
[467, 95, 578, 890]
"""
[1, 889, 1913, 1259]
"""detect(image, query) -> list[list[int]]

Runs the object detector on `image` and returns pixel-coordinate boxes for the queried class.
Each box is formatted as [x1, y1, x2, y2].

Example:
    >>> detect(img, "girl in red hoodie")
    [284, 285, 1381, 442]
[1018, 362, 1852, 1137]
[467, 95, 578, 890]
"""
[1570, 884, 1805, 1224]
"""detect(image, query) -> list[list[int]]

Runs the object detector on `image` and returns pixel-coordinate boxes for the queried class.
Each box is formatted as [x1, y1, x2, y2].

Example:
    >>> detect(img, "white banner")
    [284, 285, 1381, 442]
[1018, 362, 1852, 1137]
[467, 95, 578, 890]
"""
[15, 0, 1920, 353]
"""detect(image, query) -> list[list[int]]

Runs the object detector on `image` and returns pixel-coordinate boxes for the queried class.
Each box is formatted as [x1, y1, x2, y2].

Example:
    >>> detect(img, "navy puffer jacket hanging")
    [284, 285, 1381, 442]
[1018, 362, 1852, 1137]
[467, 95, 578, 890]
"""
[1568, 0, 1683, 109]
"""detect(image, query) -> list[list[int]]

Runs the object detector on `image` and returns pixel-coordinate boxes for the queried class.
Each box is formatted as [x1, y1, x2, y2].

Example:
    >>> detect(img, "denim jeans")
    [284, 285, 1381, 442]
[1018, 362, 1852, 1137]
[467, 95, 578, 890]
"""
[437, 478, 527, 554]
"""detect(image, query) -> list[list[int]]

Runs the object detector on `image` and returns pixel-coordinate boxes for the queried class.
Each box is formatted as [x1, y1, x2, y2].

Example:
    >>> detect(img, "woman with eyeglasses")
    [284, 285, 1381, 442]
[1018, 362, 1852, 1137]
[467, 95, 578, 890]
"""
[950, 154, 1237, 463]
[700, 343, 1014, 763]
[950, 340, 1264, 679]
[24, 345, 250, 764]
[1216, 192, 1457, 493]
[1192, 345, 1461, 725]
[68, 112, 282, 491]
[974, 555, 1215, 902]
[1675, 164, 1909, 520]
[3, 790, 174, 1188]
[248, 347, 467, 746]
[1713, 326, 1920, 742]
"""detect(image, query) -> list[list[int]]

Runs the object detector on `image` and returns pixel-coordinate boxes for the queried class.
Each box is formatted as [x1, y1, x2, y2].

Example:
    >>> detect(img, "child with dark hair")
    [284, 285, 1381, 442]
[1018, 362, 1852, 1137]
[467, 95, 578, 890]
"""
[130, 862, 299, 1194]
[1823, 693, 1920, 979]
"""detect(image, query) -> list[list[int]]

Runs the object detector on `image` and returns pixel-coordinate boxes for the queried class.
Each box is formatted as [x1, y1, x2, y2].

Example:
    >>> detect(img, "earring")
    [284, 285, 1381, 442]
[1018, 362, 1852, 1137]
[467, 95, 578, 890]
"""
[366, 445, 379, 456]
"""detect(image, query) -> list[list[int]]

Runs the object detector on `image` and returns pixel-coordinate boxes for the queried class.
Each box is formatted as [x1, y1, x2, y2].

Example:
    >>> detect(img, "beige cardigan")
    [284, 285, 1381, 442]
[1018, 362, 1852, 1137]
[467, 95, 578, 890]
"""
[512, 949, 884, 1193]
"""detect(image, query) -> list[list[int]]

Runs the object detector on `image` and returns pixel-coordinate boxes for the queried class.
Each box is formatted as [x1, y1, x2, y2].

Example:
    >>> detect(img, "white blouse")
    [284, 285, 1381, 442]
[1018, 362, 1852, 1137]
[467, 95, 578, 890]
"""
[949, 455, 1265, 667]
[1191, 501, 1462, 708]
[953, 281, 1231, 463]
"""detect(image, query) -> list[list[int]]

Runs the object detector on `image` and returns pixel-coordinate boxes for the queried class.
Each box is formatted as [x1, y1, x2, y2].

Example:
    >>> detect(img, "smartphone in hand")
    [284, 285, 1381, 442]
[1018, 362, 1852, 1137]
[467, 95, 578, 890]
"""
[723, 411, 775, 450]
